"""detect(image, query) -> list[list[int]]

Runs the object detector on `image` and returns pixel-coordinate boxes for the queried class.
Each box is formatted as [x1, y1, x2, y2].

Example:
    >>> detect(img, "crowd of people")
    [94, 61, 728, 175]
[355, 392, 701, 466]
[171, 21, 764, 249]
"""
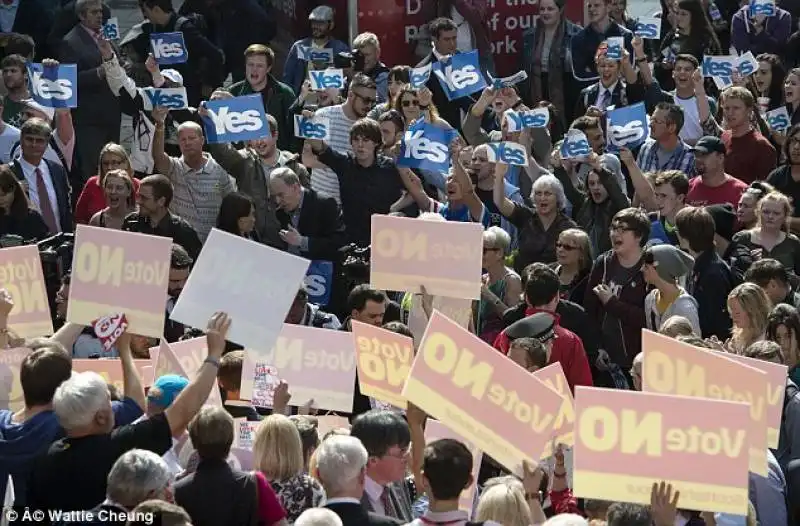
[2, 0, 800, 524]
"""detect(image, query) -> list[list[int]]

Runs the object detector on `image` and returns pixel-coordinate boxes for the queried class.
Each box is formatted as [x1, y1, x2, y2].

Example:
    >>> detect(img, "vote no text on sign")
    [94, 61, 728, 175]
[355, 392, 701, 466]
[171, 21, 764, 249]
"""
[352, 320, 415, 409]
[641, 330, 769, 475]
[573, 387, 750, 515]
[241, 324, 357, 413]
[0, 246, 53, 338]
[149, 337, 224, 407]
[533, 362, 575, 457]
[66, 225, 172, 338]
[170, 229, 310, 353]
[370, 215, 483, 300]
[401, 311, 563, 475]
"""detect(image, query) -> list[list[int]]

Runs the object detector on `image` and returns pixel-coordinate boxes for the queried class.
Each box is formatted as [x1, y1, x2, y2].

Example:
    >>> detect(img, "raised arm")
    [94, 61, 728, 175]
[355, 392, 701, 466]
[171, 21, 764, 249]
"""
[151, 106, 173, 176]
[492, 162, 516, 218]
[619, 147, 656, 211]
[450, 139, 485, 222]
[117, 331, 146, 412]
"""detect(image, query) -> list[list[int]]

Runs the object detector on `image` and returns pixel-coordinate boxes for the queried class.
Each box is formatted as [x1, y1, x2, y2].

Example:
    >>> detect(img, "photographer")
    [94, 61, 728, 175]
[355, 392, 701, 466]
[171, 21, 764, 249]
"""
[351, 33, 390, 103]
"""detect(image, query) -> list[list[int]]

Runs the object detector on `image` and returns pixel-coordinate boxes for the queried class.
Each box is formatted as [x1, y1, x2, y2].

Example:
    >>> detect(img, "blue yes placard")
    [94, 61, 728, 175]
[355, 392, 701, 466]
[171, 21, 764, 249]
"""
[27, 63, 78, 108]
[607, 102, 649, 152]
[432, 50, 487, 101]
[560, 129, 592, 160]
[201, 94, 270, 143]
[150, 32, 188, 65]
[304, 261, 334, 306]
[397, 118, 457, 174]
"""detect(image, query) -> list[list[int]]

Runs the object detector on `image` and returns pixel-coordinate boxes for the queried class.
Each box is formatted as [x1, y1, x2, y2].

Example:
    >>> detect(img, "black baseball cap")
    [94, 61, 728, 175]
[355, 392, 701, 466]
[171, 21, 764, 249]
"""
[693, 136, 727, 155]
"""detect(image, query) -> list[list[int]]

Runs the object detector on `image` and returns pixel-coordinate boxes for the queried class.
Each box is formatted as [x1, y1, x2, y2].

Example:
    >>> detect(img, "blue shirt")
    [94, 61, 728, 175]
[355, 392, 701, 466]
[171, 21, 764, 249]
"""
[435, 201, 490, 227]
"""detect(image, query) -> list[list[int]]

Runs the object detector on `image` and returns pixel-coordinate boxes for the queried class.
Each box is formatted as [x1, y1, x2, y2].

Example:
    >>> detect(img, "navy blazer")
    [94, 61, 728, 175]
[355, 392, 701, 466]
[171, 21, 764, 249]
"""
[10, 158, 74, 233]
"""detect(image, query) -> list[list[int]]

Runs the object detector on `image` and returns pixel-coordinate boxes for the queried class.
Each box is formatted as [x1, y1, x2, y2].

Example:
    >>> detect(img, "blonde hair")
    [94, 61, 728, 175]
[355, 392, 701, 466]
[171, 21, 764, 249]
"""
[558, 228, 592, 272]
[476, 483, 532, 526]
[353, 32, 380, 50]
[102, 168, 135, 208]
[728, 282, 772, 351]
[253, 414, 305, 480]
[756, 191, 792, 232]
[659, 315, 696, 338]
[97, 142, 133, 181]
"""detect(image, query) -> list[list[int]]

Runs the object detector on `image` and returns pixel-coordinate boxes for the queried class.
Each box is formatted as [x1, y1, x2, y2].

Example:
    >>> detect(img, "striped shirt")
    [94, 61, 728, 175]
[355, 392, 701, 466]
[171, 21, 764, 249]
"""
[312, 104, 355, 204]
[166, 154, 236, 241]
[635, 138, 696, 176]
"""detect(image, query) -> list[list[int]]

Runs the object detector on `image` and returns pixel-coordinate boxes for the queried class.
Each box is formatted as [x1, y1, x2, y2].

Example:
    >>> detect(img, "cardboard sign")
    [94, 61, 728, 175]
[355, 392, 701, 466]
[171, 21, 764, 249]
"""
[317, 415, 351, 439]
[308, 68, 345, 91]
[141, 87, 189, 111]
[153, 340, 185, 379]
[607, 102, 649, 152]
[297, 46, 334, 65]
[560, 129, 592, 159]
[294, 114, 331, 141]
[641, 330, 769, 475]
[432, 51, 487, 100]
[201, 95, 271, 144]
[402, 311, 563, 475]
[722, 352, 787, 448]
[249, 363, 282, 408]
[533, 362, 575, 456]
[241, 324, 356, 413]
[304, 261, 334, 306]
[573, 387, 750, 515]
[397, 117, 457, 174]
[102, 17, 120, 40]
[766, 107, 791, 133]
[425, 419, 482, 515]
[606, 37, 624, 60]
[485, 142, 529, 167]
[410, 64, 432, 89]
[370, 215, 483, 300]
[150, 32, 188, 65]
[0, 246, 53, 338]
[750, 0, 776, 16]
[67, 225, 172, 338]
[489, 70, 528, 89]
[170, 229, 310, 352]
[504, 108, 550, 132]
[352, 321, 414, 409]
[634, 17, 661, 39]
[407, 295, 472, 346]
[27, 63, 78, 108]
[71, 359, 155, 396]
[0, 348, 32, 412]
[149, 336, 223, 408]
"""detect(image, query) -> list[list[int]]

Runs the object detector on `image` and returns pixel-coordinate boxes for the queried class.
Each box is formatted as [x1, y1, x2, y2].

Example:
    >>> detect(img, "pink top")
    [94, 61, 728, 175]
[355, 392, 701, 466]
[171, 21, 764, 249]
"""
[254, 471, 287, 525]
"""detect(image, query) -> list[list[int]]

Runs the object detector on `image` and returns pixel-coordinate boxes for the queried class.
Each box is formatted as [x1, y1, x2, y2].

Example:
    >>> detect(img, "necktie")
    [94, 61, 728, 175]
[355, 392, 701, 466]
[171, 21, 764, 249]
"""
[35, 168, 58, 233]
[599, 89, 611, 110]
[380, 487, 397, 519]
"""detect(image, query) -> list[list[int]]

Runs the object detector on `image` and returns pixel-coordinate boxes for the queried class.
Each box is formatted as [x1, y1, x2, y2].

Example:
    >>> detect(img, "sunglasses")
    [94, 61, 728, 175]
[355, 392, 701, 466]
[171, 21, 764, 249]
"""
[556, 242, 577, 251]
[402, 99, 420, 107]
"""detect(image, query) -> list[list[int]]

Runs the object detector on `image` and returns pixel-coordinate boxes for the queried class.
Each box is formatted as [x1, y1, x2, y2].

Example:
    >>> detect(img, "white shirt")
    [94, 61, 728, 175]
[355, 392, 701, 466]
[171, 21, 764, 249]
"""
[595, 82, 618, 110]
[363, 475, 386, 515]
[675, 93, 703, 144]
[18, 156, 61, 231]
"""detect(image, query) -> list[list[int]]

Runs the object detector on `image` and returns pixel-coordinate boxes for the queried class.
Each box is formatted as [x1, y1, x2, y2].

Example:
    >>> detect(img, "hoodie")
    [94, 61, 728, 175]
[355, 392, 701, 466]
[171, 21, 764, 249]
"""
[644, 287, 701, 335]
[0, 398, 142, 506]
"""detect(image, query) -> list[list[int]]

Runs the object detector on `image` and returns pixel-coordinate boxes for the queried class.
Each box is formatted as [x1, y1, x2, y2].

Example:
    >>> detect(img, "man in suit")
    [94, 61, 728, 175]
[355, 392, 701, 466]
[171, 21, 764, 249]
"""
[1, 0, 55, 60]
[317, 435, 402, 526]
[60, 0, 121, 182]
[10, 118, 73, 233]
[415, 17, 477, 132]
[350, 410, 414, 523]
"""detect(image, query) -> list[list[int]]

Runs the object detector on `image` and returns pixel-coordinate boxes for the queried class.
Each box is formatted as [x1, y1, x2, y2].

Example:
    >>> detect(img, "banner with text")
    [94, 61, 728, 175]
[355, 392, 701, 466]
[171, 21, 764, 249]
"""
[0, 246, 53, 338]
[352, 321, 414, 409]
[370, 215, 483, 300]
[402, 311, 563, 475]
[67, 225, 171, 338]
[574, 387, 750, 515]
[72, 359, 155, 394]
[641, 330, 769, 475]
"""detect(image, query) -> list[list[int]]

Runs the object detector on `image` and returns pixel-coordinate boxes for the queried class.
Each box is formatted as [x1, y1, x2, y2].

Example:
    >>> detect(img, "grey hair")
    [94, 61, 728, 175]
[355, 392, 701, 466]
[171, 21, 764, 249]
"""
[483, 226, 511, 254]
[53, 372, 110, 430]
[295, 508, 344, 526]
[75, 0, 101, 16]
[418, 212, 446, 222]
[532, 174, 567, 211]
[315, 435, 368, 495]
[20, 118, 52, 139]
[177, 121, 204, 137]
[353, 32, 380, 50]
[107, 449, 172, 508]
[269, 167, 301, 186]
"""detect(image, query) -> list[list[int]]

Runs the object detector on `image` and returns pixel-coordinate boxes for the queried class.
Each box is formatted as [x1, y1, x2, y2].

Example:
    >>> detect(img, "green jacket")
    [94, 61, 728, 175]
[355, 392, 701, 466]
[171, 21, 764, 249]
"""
[226, 75, 297, 151]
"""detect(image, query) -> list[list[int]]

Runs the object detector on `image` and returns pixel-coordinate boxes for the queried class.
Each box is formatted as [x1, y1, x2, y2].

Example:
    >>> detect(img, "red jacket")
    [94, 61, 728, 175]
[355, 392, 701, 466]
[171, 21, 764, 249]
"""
[493, 307, 593, 393]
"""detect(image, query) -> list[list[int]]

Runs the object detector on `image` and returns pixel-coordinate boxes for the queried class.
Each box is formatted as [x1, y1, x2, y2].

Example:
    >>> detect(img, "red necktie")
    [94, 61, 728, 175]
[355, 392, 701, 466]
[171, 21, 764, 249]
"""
[35, 168, 58, 233]
[380, 487, 397, 519]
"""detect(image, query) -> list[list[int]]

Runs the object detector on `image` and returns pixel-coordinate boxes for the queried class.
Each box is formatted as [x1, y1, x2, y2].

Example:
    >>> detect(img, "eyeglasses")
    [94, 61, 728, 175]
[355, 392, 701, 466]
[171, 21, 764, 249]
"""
[609, 223, 633, 233]
[402, 99, 420, 108]
[556, 242, 578, 251]
[384, 447, 410, 459]
[353, 92, 377, 106]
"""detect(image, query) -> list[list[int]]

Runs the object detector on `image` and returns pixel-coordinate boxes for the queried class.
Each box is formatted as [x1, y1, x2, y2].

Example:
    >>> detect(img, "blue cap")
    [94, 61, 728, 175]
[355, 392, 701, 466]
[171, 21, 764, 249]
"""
[147, 374, 189, 408]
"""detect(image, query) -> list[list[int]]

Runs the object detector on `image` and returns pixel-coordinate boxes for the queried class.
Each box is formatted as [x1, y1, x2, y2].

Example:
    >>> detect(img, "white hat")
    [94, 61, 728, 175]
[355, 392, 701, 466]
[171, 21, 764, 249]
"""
[161, 69, 184, 86]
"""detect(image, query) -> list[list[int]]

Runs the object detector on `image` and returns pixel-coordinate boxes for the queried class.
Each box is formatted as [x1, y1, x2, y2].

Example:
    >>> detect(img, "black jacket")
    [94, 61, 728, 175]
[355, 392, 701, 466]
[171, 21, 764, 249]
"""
[416, 52, 477, 132]
[325, 501, 402, 526]
[9, 159, 73, 234]
[276, 189, 346, 261]
[686, 250, 733, 340]
[121, 211, 202, 262]
[174, 460, 259, 526]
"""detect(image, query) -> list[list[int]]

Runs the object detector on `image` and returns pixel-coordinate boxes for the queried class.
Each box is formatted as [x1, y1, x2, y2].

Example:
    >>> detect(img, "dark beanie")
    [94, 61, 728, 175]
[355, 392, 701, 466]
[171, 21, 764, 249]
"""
[706, 203, 736, 242]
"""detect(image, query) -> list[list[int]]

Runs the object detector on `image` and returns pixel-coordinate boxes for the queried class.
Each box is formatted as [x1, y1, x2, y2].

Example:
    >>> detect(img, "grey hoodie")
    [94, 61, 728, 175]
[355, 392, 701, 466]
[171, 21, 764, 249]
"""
[644, 287, 701, 335]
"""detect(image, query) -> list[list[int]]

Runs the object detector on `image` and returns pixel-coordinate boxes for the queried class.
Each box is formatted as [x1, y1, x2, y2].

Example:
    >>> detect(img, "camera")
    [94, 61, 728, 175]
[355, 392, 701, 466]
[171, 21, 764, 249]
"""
[334, 49, 366, 72]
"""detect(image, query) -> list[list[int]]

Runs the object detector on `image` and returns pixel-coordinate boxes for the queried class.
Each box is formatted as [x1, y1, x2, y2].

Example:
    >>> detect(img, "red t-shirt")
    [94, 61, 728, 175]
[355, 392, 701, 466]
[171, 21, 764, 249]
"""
[722, 129, 777, 184]
[686, 175, 748, 207]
